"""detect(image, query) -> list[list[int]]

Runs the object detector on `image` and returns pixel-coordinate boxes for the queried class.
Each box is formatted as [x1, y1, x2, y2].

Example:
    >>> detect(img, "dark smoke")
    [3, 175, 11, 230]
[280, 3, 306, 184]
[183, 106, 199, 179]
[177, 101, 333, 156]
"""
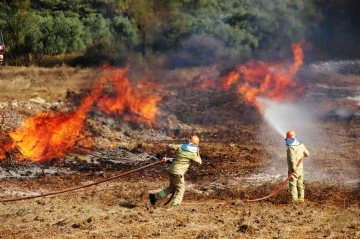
[165, 34, 228, 69]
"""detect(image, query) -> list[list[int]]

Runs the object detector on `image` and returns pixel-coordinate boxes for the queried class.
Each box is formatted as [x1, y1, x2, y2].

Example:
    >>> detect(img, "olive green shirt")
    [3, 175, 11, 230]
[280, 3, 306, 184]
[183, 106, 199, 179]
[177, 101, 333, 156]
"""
[167, 144, 202, 175]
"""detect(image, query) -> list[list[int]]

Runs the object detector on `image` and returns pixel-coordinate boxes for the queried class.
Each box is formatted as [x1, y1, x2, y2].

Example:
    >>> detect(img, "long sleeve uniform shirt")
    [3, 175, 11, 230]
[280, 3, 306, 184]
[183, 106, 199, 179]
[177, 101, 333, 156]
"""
[167, 144, 202, 175]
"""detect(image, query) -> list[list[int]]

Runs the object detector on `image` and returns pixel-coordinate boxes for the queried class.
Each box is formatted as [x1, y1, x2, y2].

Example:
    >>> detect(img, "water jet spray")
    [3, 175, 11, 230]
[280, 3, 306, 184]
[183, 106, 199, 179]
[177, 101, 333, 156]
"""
[257, 97, 315, 140]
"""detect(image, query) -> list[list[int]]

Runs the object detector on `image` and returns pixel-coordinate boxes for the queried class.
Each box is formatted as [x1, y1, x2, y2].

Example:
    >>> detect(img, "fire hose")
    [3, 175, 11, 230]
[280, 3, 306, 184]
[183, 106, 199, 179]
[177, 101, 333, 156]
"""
[0, 160, 163, 203]
[0, 157, 305, 204]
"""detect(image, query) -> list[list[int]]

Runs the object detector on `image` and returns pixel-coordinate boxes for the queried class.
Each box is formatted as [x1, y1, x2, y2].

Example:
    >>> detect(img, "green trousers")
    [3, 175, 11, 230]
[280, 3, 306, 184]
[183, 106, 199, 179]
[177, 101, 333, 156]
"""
[155, 173, 185, 205]
[289, 173, 305, 201]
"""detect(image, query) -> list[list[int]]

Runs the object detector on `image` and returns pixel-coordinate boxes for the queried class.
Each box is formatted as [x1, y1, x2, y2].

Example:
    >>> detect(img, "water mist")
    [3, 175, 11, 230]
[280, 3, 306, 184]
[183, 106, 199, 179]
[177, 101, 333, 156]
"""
[257, 97, 317, 142]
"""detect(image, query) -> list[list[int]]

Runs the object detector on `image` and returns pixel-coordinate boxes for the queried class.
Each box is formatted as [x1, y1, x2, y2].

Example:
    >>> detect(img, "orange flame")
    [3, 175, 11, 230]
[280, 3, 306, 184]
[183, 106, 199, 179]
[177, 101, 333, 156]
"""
[194, 69, 218, 89]
[97, 66, 162, 126]
[221, 41, 305, 110]
[197, 79, 217, 89]
[1, 65, 163, 162]
[0, 145, 8, 159]
[8, 79, 105, 162]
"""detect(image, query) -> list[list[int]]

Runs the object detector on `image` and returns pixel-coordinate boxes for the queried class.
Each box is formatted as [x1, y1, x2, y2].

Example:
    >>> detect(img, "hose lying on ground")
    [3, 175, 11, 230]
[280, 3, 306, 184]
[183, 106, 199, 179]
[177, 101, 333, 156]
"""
[0, 160, 162, 203]
[242, 156, 305, 202]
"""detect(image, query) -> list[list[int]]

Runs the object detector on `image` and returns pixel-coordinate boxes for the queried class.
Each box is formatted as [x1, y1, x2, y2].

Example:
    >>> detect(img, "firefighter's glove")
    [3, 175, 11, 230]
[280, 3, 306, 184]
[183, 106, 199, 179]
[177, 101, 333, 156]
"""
[161, 157, 173, 163]
[161, 157, 173, 164]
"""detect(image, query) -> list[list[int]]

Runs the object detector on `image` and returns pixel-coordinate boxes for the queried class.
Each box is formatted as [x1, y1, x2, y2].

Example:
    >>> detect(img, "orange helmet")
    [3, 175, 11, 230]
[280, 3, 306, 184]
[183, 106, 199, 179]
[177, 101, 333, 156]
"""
[286, 130, 296, 139]
[189, 135, 200, 145]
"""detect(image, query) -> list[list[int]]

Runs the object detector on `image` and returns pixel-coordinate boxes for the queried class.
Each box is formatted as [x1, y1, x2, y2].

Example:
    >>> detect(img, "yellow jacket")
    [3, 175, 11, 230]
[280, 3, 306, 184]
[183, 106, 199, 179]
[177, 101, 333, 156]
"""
[167, 143, 202, 175]
[286, 138, 309, 175]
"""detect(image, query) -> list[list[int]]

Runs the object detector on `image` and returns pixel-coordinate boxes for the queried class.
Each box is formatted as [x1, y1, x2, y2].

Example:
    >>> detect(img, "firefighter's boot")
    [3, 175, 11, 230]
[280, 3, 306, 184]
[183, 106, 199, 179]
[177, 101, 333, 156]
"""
[149, 193, 157, 206]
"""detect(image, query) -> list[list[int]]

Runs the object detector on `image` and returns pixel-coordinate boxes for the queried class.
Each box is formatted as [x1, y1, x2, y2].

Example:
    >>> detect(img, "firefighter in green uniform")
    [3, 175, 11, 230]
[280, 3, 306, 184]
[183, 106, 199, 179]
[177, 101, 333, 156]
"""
[149, 135, 202, 207]
[285, 130, 310, 203]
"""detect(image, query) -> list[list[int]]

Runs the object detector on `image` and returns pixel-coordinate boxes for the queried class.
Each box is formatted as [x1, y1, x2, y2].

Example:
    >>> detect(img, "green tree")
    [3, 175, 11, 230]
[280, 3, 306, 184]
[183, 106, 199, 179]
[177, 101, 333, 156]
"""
[116, 0, 159, 56]
[82, 13, 113, 45]
[0, 0, 324, 66]
[32, 0, 95, 17]
[26, 11, 85, 63]
[112, 16, 139, 46]
[88, 0, 120, 19]
[155, 0, 319, 61]
[0, 0, 36, 61]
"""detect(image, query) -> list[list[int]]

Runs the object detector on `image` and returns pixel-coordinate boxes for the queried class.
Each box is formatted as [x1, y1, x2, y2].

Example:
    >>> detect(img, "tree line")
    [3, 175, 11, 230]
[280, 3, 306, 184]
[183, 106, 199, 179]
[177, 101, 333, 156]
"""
[0, 0, 359, 67]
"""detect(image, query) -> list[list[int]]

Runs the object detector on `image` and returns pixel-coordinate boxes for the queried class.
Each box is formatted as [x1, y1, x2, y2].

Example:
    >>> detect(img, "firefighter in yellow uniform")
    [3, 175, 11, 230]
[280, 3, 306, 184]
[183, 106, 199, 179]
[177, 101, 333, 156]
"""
[285, 130, 310, 203]
[149, 135, 202, 207]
